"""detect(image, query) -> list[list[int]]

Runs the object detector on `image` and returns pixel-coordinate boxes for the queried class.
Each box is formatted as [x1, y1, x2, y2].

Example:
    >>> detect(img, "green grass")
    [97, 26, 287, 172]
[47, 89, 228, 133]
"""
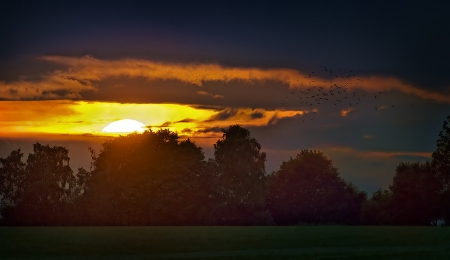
[1, 226, 449, 259]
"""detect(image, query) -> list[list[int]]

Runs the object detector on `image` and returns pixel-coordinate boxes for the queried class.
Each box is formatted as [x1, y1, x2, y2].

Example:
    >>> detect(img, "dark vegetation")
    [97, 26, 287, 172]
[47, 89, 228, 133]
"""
[1, 116, 450, 226]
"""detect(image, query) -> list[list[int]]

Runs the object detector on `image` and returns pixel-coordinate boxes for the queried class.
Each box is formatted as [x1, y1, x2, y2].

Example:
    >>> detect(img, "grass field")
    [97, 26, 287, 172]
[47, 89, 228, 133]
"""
[1, 226, 449, 259]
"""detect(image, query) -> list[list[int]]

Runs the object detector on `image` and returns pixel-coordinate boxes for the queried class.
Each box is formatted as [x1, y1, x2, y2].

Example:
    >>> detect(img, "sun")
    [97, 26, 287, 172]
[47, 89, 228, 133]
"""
[102, 119, 146, 134]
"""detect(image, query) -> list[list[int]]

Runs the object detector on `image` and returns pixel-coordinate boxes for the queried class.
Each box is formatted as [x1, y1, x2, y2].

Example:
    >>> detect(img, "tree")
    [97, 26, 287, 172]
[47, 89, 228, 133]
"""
[81, 130, 210, 225]
[211, 125, 270, 224]
[389, 162, 441, 225]
[267, 150, 366, 225]
[362, 189, 394, 225]
[0, 143, 77, 225]
[432, 115, 450, 224]
[432, 115, 450, 186]
[0, 149, 26, 222]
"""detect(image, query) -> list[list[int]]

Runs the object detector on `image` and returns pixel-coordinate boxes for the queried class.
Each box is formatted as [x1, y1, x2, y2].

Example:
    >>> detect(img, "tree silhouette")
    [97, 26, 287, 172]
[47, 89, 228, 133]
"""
[211, 125, 270, 224]
[389, 162, 441, 225]
[362, 189, 394, 225]
[0, 143, 77, 225]
[0, 149, 26, 222]
[432, 115, 450, 187]
[267, 150, 366, 225]
[431, 115, 450, 224]
[81, 130, 210, 225]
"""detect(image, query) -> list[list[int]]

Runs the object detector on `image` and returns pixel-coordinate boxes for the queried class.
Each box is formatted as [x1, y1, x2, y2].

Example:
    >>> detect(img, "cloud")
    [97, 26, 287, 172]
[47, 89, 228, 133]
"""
[202, 107, 304, 127]
[250, 111, 264, 119]
[340, 108, 353, 117]
[147, 121, 172, 128]
[205, 108, 239, 121]
[195, 127, 224, 134]
[176, 118, 197, 123]
[0, 74, 96, 100]
[0, 100, 78, 123]
[181, 128, 193, 133]
[2, 55, 448, 103]
[197, 90, 224, 99]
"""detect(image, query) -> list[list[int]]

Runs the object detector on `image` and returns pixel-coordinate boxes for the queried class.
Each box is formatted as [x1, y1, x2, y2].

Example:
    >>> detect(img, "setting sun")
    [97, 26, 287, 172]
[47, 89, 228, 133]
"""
[102, 119, 146, 133]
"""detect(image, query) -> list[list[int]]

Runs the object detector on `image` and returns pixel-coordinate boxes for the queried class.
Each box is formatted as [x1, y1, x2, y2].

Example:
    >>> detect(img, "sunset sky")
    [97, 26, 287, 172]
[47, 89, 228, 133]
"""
[1, 1, 450, 193]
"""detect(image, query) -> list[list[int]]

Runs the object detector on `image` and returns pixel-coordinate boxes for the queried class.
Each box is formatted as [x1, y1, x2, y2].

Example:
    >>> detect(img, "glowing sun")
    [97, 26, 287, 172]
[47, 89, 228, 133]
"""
[102, 119, 146, 133]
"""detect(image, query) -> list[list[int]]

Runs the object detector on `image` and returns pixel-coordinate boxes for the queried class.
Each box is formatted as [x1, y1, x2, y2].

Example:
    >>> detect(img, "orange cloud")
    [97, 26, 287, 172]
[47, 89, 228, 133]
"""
[340, 108, 353, 117]
[1, 55, 448, 103]
[0, 76, 96, 100]
[201, 107, 305, 127]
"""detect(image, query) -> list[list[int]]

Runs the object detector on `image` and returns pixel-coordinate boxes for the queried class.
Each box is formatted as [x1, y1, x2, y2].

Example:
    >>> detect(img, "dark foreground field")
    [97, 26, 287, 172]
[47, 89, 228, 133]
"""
[1, 226, 449, 259]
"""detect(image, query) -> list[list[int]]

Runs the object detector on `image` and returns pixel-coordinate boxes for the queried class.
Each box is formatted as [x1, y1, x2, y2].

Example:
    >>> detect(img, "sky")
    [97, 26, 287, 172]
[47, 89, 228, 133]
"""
[1, 0, 450, 193]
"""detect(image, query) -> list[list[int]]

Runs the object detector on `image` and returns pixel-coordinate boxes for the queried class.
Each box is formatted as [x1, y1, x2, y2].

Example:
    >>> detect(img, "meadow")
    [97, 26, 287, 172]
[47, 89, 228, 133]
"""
[1, 226, 449, 259]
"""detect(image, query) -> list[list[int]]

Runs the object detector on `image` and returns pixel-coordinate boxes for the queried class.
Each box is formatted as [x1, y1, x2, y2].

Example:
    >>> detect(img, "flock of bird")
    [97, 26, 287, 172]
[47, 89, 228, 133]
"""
[283, 65, 414, 122]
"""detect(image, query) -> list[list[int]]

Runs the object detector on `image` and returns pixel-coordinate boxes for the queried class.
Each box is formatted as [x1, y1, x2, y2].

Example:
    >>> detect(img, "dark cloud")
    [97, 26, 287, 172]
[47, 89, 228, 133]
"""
[41, 89, 76, 98]
[146, 121, 172, 128]
[65, 77, 89, 86]
[181, 128, 192, 133]
[160, 122, 171, 127]
[176, 118, 197, 123]
[250, 111, 264, 119]
[195, 127, 223, 134]
[189, 105, 225, 111]
[205, 108, 239, 122]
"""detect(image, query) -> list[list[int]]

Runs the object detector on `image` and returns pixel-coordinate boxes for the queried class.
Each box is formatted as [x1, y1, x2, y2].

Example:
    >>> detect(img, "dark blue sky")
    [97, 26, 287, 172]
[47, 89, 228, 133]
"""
[2, 1, 450, 88]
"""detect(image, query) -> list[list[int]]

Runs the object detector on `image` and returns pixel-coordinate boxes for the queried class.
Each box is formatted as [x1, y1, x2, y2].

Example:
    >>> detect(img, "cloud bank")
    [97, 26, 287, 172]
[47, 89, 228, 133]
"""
[0, 56, 448, 103]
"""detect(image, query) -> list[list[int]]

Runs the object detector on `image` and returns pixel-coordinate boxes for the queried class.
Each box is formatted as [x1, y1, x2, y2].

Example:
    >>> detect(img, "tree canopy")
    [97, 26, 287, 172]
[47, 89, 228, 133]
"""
[210, 125, 270, 224]
[389, 162, 441, 225]
[267, 150, 366, 225]
[0, 143, 77, 225]
[79, 129, 210, 225]
[432, 115, 450, 186]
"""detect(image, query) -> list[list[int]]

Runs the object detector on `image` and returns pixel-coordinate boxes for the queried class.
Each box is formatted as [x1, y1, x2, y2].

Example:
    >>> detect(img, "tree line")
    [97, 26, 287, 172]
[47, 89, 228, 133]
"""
[1, 116, 450, 226]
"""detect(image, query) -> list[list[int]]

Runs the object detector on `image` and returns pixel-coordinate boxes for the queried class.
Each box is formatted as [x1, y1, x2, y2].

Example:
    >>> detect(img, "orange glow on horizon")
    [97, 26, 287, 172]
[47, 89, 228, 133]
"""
[0, 100, 307, 138]
[0, 101, 214, 137]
